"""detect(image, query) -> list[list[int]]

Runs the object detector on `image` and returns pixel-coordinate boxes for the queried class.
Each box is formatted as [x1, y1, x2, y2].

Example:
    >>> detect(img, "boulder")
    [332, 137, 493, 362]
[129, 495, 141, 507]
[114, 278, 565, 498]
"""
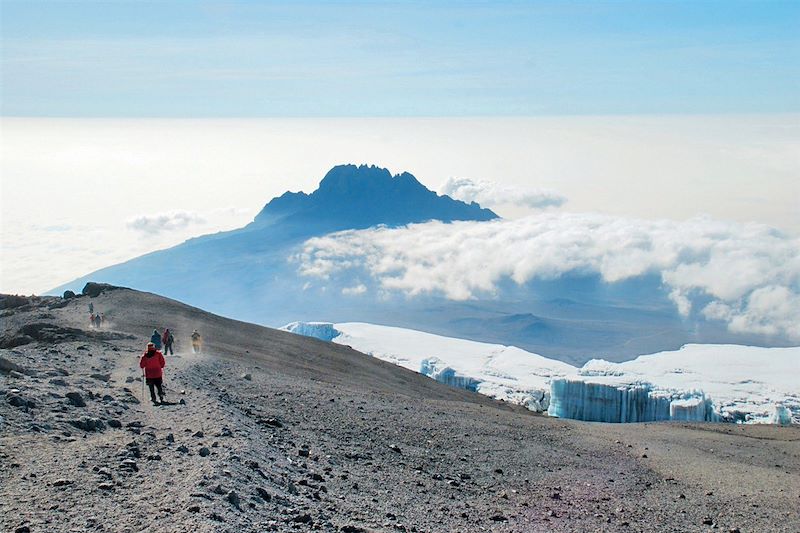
[66, 391, 86, 407]
[0, 356, 26, 375]
[82, 282, 123, 298]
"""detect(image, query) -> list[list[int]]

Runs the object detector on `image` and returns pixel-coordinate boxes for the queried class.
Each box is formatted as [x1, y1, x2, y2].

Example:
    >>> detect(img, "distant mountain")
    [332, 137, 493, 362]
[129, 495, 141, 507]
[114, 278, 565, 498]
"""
[250, 164, 496, 233]
[51, 164, 779, 365]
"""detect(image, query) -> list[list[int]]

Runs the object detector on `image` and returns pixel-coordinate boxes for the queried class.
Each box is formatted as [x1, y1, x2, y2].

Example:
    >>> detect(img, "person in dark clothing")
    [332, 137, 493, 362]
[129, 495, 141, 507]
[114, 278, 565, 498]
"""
[150, 329, 162, 350]
[162, 328, 174, 356]
[139, 342, 166, 404]
[94, 313, 102, 328]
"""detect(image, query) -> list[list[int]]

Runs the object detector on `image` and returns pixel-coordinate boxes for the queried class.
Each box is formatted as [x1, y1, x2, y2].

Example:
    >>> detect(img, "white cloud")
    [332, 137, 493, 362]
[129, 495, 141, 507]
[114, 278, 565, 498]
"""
[342, 284, 367, 295]
[440, 176, 566, 209]
[297, 214, 800, 341]
[127, 211, 206, 234]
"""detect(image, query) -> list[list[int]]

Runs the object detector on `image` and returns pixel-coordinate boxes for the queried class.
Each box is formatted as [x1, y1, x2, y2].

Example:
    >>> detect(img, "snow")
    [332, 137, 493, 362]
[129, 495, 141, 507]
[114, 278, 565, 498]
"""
[281, 322, 799, 424]
[280, 321, 573, 411]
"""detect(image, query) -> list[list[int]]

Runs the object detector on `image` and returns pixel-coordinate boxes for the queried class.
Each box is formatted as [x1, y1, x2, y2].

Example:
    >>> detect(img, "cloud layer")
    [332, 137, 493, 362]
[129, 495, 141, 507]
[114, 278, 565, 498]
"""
[440, 177, 566, 209]
[127, 211, 206, 234]
[298, 214, 800, 341]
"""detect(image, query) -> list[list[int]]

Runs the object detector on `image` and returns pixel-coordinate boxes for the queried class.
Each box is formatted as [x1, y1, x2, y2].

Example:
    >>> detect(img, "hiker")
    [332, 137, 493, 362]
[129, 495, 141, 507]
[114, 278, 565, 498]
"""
[191, 329, 202, 354]
[88, 302, 94, 314]
[150, 329, 162, 350]
[162, 328, 174, 356]
[94, 313, 102, 329]
[139, 342, 166, 405]
[89, 313, 96, 328]
[100, 313, 106, 324]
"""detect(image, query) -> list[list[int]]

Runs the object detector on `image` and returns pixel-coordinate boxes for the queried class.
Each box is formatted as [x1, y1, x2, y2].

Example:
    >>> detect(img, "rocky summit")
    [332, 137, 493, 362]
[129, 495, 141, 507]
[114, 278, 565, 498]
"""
[1, 287, 798, 532]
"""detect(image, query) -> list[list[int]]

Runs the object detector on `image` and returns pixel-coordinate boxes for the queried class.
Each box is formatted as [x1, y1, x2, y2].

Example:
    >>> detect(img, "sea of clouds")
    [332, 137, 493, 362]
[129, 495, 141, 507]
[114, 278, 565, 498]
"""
[298, 213, 800, 341]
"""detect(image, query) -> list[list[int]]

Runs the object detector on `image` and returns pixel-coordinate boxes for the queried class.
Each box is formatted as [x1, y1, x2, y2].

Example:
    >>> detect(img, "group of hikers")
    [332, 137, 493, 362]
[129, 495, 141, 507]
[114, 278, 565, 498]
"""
[138, 327, 203, 405]
[87, 303, 105, 328]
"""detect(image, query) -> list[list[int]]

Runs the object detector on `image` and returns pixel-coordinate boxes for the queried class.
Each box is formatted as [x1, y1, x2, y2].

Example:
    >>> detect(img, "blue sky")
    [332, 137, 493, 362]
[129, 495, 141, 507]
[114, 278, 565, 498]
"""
[2, 0, 798, 116]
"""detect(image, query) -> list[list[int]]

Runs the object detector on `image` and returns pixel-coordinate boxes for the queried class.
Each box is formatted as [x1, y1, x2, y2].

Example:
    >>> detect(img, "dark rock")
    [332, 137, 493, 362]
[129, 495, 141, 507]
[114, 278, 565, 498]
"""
[226, 490, 241, 509]
[340, 526, 366, 533]
[166, 433, 175, 442]
[82, 282, 122, 298]
[310, 473, 325, 482]
[62, 290, 76, 299]
[49, 378, 68, 387]
[298, 448, 310, 458]
[176, 445, 189, 454]
[98, 482, 114, 490]
[199, 447, 210, 457]
[255, 487, 272, 501]
[107, 419, 122, 428]
[291, 514, 313, 524]
[187, 505, 200, 513]
[241, 373, 252, 381]
[0, 336, 33, 349]
[68, 417, 104, 432]
[209, 512, 225, 522]
[179, 398, 186, 405]
[90, 373, 111, 382]
[66, 391, 86, 407]
[490, 514, 508, 522]
[192, 430, 204, 438]
[7, 394, 33, 408]
[14, 526, 31, 533]
[702, 517, 714, 525]
[260, 417, 282, 428]
[388, 444, 402, 454]
[53, 478, 73, 487]
[0, 356, 26, 375]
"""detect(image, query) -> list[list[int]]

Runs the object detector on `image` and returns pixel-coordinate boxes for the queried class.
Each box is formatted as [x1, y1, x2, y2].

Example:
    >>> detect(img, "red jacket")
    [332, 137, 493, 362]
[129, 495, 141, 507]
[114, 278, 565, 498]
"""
[140, 350, 165, 379]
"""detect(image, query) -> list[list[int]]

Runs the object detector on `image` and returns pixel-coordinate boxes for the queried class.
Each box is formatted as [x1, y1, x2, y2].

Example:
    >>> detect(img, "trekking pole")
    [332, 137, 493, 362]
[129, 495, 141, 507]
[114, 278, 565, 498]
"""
[141, 368, 146, 405]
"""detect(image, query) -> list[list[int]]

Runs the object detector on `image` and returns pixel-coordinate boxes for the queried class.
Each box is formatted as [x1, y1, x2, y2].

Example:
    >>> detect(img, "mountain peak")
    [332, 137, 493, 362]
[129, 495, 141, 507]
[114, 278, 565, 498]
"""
[252, 164, 497, 232]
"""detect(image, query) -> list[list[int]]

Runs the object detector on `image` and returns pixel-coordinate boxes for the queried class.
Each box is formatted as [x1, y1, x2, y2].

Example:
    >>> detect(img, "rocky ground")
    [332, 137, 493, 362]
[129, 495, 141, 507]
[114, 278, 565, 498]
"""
[1, 286, 798, 533]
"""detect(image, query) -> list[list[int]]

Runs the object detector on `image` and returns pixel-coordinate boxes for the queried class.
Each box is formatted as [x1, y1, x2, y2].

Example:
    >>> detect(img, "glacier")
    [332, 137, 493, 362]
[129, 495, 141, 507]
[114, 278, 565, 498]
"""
[282, 322, 799, 424]
[547, 380, 718, 423]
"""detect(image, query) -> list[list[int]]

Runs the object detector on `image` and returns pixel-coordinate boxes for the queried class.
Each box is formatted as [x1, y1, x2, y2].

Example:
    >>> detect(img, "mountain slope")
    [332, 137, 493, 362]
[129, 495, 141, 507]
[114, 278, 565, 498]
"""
[2, 287, 798, 532]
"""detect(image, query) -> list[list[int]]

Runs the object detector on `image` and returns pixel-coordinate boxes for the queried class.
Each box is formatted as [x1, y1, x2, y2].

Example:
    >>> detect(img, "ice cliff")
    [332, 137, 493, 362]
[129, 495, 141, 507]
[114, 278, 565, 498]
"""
[548, 380, 718, 423]
[282, 322, 341, 342]
[549, 345, 799, 423]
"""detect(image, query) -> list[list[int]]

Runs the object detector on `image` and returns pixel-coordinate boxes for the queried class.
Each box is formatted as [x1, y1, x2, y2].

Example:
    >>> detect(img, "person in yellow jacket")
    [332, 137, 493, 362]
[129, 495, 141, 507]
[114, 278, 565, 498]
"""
[191, 329, 202, 353]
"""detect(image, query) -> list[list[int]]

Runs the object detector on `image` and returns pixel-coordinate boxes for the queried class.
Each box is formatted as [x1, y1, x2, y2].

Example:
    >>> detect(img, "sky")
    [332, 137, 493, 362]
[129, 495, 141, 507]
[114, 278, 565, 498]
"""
[2, 1, 799, 116]
[1, 0, 799, 333]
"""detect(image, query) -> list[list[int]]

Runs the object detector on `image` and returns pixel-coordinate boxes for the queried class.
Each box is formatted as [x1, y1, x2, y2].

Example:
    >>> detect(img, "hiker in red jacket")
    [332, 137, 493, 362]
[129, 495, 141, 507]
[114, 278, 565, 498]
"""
[140, 342, 166, 405]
